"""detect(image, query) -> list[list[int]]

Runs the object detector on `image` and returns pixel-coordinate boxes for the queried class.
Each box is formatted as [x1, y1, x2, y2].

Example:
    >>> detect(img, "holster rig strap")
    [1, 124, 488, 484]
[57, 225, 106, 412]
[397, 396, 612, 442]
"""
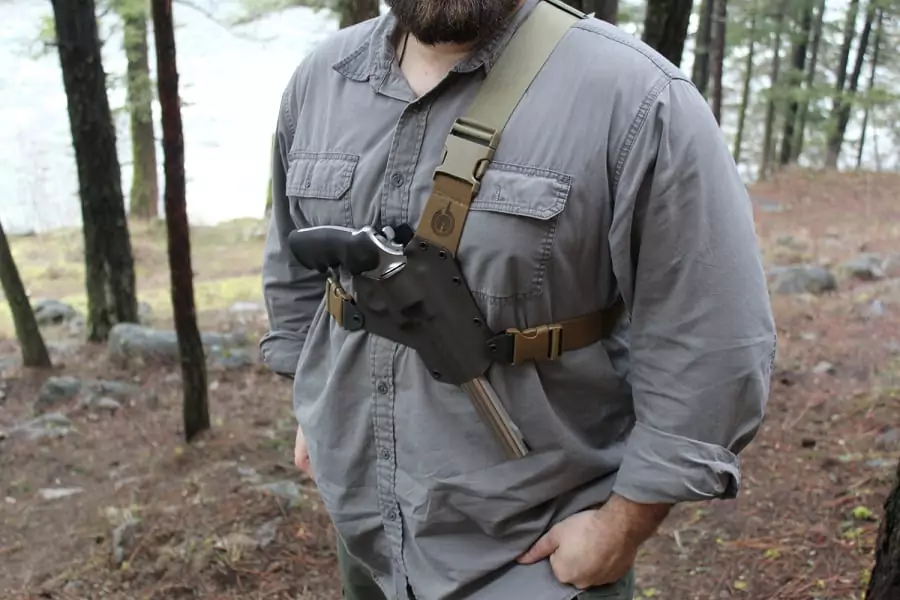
[325, 0, 626, 366]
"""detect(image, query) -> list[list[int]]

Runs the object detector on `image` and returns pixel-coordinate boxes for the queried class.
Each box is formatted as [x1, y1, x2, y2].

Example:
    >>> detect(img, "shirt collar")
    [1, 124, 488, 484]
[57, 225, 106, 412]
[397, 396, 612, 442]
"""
[332, 0, 543, 86]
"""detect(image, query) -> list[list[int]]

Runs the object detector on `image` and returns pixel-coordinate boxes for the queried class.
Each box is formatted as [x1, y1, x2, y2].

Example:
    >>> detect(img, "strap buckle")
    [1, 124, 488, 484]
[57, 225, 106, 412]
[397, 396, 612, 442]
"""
[509, 323, 564, 365]
[326, 277, 353, 328]
[433, 117, 500, 196]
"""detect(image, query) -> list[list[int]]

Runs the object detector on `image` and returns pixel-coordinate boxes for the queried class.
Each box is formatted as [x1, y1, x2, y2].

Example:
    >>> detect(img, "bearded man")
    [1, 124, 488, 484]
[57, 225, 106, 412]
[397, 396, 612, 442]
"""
[259, 1, 777, 599]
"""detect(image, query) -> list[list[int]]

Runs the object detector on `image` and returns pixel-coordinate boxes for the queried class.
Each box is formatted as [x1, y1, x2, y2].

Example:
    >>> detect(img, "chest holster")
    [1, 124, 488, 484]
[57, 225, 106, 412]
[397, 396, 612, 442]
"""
[326, 0, 624, 364]
[288, 0, 626, 459]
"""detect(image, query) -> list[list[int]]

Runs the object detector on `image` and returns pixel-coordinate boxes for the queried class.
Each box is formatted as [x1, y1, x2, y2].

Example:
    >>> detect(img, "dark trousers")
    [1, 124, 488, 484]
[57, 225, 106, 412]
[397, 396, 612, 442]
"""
[336, 536, 635, 599]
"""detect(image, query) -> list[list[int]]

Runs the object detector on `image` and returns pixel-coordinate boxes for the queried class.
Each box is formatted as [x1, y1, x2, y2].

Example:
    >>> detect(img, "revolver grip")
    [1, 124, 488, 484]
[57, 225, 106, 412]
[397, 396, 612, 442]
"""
[288, 226, 381, 275]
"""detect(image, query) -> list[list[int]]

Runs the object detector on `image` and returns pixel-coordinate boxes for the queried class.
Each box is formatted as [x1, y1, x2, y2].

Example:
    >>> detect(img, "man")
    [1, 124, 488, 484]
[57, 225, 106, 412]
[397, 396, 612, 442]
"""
[260, 0, 777, 599]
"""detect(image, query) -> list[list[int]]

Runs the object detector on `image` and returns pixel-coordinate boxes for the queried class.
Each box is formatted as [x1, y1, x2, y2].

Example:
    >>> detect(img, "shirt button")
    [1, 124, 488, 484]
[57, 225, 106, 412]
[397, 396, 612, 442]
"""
[379, 447, 391, 460]
[376, 382, 389, 395]
[390, 172, 405, 187]
[387, 508, 398, 521]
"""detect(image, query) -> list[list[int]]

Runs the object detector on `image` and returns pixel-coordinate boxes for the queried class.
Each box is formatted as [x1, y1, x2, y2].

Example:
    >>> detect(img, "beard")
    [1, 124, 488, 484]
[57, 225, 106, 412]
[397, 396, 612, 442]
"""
[385, 0, 521, 46]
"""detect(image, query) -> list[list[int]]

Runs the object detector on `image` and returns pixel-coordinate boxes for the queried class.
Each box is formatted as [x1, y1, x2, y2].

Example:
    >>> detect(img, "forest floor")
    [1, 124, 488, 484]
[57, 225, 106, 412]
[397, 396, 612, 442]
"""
[1, 168, 899, 600]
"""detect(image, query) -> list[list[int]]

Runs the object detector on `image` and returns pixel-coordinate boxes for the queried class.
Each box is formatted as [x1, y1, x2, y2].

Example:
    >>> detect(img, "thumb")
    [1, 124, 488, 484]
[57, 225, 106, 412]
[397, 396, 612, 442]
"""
[516, 530, 559, 564]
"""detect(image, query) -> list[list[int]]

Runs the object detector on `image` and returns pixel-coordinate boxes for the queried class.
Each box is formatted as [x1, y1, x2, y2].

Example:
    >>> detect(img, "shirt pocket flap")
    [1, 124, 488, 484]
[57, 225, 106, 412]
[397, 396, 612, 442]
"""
[286, 151, 359, 199]
[470, 163, 571, 220]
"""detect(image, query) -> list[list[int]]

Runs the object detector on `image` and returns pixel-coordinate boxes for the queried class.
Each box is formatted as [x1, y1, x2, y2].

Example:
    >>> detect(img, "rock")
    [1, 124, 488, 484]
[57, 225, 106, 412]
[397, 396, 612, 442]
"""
[216, 532, 260, 552]
[138, 301, 154, 325]
[36, 377, 139, 414]
[772, 266, 837, 295]
[755, 199, 787, 213]
[10, 412, 74, 440]
[39, 487, 84, 500]
[864, 300, 886, 319]
[108, 323, 248, 367]
[111, 518, 138, 568]
[839, 253, 885, 281]
[254, 517, 283, 549]
[237, 466, 263, 484]
[90, 397, 123, 413]
[864, 459, 895, 470]
[875, 428, 900, 450]
[35, 377, 83, 413]
[210, 347, 254, 370]
[33, 299, 79, 326]
[66, 315, 87, 336]
[0, 355, 20, 371]
[884, 254, 900, 279]
[144, 393, 161, 411]
[89, 380, 140, 400]
[229, 301, 264, 317]
[254, 480, 305, 509]
[62, 581, 85, 593]
[812, 361, 836, 375]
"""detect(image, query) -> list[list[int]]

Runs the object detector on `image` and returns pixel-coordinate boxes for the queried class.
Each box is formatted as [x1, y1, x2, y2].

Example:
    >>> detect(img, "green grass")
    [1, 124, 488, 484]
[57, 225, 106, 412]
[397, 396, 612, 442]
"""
[1, 218, 269, 337]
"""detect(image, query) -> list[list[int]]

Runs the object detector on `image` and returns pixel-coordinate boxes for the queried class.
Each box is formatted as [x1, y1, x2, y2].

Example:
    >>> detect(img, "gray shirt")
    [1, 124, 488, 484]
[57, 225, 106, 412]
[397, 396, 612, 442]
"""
[260, 2, 777, 598]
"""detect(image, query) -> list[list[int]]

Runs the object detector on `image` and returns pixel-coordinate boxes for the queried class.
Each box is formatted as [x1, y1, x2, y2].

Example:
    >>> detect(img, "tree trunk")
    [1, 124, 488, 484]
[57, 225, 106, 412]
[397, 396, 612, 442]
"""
[151, 0, 210, 442]
[642, 0, 695, 67]
[792, 0, 827, 162]
[759, 1, 786, 180]
[0, 220, 52, 369]
[566, 0, 619, 23]
[732, 0, 758, 163]
[821, 0, 860, 169]
[692, 0, 713, 96]
[778, 0, 814, 165]
[51, 0, 139, 343]
[866, 460, 900, 599]
[825, 0, 875, 169]
[337, 0, 379, 28]
[119, 0, 160, 220]
[707, 0, 727, 123]
[856, 7, 883, 170]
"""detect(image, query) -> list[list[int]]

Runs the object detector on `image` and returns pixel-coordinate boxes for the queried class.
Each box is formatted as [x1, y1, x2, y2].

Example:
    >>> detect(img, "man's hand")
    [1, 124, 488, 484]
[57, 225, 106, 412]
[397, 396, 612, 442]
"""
[516, 494, 671, 589]
[294, 424, 314, 478]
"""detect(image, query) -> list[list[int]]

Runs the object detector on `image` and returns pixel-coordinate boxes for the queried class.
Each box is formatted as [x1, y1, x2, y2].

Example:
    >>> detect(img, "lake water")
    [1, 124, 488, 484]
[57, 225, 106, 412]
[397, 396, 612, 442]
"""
[0, 0, 889, 235]
[0, 0, 336, 235]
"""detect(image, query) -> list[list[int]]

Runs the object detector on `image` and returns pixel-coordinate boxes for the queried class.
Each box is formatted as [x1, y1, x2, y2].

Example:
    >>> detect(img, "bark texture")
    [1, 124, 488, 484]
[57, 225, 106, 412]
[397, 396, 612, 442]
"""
[151, 0, 210, 442]
[642, 0, 695, 67]
[0, 220, 52, 368]
[51, 0, 139, 342]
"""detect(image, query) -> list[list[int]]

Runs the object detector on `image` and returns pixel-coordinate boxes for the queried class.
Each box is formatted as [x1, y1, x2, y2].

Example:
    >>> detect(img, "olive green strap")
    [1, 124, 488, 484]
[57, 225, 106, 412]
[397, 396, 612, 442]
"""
[415, 0, 583, 253]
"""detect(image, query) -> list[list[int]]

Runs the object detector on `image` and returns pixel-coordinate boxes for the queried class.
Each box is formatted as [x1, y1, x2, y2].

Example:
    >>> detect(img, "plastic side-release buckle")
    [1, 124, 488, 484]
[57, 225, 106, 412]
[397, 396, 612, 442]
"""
[488, 323, 564, 366]
[433, 117, 500, 196]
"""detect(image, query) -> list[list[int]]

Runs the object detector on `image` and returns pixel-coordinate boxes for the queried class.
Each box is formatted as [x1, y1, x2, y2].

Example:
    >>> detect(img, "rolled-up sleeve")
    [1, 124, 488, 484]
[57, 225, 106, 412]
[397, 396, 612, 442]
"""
[609, 76, 777, 505]
[259, 69, 327, 378]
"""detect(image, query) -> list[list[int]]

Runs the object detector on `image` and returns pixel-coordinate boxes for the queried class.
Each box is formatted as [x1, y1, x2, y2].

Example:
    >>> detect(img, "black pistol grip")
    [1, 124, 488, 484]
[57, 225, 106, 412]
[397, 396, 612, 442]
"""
[288, 227, 381, 275]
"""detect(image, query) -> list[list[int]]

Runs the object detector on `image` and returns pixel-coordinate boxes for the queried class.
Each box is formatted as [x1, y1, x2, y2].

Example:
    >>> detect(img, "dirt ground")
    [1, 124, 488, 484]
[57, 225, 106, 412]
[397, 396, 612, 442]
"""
[1, 168, 899, 600]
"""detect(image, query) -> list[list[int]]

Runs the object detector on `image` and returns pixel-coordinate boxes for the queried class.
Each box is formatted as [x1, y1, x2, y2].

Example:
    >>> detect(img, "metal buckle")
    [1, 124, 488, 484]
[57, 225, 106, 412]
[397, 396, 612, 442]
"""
[509, 323, 564, 364]
[433, 118, 500, 196]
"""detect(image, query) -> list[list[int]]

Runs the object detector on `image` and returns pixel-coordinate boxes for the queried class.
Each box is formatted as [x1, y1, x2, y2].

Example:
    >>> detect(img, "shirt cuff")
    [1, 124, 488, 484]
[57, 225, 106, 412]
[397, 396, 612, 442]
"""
[611, 421, 741, 504]
[259, 329, 308, 378]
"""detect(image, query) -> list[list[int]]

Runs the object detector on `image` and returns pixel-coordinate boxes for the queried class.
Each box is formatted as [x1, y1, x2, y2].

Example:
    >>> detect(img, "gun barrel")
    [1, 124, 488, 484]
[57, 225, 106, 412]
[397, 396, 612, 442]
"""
[460, 377, 530, 459]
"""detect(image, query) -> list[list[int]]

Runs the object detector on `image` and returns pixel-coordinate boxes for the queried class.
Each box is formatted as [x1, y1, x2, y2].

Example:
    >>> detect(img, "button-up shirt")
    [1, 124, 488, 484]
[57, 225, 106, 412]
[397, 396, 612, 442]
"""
[259, 2, 777, 598]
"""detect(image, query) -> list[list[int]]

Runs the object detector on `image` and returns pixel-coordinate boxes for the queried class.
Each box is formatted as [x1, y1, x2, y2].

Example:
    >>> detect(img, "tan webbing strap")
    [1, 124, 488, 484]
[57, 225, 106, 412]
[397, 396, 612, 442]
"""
[415, 0, 582, 254]
[500, 298, 626, 365]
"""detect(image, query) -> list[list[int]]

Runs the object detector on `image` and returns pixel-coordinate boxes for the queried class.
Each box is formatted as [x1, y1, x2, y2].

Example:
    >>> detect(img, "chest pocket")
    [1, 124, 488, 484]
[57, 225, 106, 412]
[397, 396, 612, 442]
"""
[286, 151, 358, 228]
[456, 162, 571, 303]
